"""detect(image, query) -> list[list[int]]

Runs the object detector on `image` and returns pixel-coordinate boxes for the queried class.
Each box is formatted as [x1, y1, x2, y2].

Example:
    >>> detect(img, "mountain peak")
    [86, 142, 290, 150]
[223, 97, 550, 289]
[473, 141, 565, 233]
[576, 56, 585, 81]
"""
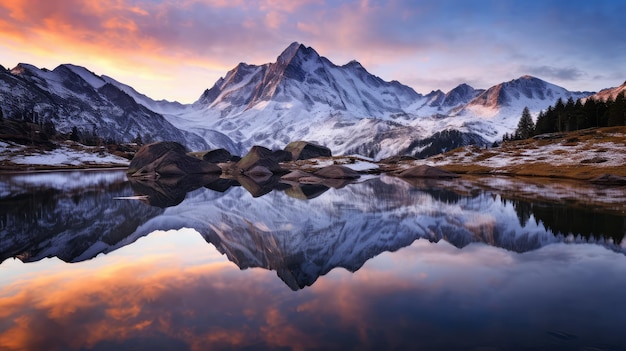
[519, 74, 537, 80]
[277, 42, 304, 64]
[10, 63, 39, 75]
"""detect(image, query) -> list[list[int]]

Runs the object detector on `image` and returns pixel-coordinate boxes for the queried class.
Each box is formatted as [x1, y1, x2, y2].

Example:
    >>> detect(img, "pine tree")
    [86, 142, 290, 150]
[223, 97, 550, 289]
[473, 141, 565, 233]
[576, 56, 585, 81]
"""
[132, 133, 143, 145]
[515, 107, 535, 139]
[607, 91, 626, 126]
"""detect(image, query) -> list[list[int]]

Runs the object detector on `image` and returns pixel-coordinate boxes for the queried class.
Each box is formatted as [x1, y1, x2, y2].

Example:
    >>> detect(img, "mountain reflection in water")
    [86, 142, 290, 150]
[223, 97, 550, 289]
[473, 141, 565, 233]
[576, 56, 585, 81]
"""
[1, 170, 626, 350]
[1, 170, 625, 290]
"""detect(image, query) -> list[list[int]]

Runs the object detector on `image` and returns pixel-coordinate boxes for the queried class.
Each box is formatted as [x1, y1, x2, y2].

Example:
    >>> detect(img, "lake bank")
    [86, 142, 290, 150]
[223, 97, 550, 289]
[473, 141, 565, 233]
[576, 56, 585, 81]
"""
[2, 127, 625, 182]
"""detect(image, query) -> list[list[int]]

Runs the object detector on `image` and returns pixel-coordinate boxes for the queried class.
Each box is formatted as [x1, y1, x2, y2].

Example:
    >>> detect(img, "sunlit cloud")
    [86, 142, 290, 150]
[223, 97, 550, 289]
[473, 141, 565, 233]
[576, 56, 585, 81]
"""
[0, 0, 623, 101]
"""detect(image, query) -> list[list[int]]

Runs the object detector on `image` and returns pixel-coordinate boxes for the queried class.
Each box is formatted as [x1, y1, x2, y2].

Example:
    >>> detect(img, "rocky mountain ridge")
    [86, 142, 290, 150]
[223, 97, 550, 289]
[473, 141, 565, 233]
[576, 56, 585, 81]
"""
[1, 42, 606, 159]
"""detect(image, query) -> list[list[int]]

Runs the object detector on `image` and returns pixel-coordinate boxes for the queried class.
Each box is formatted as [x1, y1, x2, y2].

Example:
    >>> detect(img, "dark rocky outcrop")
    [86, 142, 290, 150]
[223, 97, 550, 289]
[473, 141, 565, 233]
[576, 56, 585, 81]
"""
[314, 165, 360, 179]
[203, 148, 240, 163]
[272, 149, 294, 162]
[127, 141, 221, 178]
[396, 165, 460, 179]
[235, 146, 286, 176]
[285, 141, 332, 160]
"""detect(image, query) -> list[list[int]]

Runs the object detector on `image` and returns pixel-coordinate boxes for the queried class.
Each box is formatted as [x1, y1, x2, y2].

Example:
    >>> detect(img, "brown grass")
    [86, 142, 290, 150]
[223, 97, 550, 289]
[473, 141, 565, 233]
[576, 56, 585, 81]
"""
[473, 151, 498, 162]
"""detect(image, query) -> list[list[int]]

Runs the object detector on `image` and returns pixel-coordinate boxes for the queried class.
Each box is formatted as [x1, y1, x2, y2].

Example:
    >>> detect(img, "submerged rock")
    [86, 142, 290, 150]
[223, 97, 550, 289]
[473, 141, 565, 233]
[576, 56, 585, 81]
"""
[127, 141, 221, 178]
[285, 141, 332, 160]
[396, 165, 459, 179]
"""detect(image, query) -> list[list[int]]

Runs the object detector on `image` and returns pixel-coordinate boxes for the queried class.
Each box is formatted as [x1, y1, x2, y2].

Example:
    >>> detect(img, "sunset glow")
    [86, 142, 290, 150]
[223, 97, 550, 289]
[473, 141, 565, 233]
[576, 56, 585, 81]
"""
[1, 0, 624, 103]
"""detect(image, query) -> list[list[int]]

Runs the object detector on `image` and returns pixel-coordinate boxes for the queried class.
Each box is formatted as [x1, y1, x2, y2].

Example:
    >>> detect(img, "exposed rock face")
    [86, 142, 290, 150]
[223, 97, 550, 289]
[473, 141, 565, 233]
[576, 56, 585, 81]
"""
[314, 165, 360, 179]
[235, 146, 286, 175]
[396, 165, 459, 179]
[285, 141, 332, 160]
[272, 149, 294, 162]
[203, 148, 239, 163]
[128, 141, 221, 178]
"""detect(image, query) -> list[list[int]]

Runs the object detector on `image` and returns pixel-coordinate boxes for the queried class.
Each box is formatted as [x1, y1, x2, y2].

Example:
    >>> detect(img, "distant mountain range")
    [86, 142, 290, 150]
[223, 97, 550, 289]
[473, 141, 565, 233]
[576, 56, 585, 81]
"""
[2, 42, 619, 159]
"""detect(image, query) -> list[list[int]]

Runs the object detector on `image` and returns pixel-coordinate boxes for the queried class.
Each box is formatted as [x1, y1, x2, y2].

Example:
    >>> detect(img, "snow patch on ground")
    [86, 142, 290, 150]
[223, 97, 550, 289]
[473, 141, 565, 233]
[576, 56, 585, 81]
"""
[0, 141, 130, 168]
[423, 130, 626, 171]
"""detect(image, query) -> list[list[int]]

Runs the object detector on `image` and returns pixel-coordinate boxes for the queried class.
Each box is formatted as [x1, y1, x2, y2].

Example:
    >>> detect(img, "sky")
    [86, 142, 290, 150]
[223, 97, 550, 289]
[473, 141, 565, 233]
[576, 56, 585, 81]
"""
[1, 0, 625, 103]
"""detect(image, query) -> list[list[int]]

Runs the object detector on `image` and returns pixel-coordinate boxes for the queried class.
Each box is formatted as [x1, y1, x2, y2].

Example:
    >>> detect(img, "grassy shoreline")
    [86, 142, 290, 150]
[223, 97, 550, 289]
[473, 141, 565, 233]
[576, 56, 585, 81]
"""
[1, 127, 624, 182]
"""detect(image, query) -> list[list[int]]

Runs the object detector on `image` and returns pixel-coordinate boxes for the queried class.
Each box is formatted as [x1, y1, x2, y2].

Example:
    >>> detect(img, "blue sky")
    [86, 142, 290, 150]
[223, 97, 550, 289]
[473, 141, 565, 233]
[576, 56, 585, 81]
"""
[1, 0, 624, 102]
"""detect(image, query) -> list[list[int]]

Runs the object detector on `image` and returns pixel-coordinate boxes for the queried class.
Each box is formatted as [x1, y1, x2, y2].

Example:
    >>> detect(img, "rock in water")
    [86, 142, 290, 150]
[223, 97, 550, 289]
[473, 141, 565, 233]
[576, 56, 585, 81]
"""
[396, 165, 459, 179]
[314, 165, 360, 179]
[285, 141, 332, 160]
[235, 146, 285, 175]
[128, 141, 221, 178]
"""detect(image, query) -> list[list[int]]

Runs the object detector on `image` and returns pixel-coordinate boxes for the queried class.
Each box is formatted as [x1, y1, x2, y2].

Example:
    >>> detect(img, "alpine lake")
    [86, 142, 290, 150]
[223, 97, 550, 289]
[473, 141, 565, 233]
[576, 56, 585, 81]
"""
[1, 168, 625, 351]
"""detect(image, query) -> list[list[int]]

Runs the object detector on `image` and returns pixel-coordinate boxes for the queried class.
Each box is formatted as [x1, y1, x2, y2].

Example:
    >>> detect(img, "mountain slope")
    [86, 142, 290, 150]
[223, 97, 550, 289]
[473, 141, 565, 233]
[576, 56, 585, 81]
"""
[0, 63, 208, 150]
[163, 43, 492, 158]
[1, 44, 602, 159]
[159, 43, 594, 158]
[587, 80, 626, 102]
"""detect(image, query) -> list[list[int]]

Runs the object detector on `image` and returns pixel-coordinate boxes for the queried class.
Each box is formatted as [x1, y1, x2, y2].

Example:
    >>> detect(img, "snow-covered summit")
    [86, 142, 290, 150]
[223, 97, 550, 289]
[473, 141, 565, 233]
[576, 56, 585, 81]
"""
[0, 62, 207, 150]
[587, 80, 626, 102]
[2, 43, 605, 159]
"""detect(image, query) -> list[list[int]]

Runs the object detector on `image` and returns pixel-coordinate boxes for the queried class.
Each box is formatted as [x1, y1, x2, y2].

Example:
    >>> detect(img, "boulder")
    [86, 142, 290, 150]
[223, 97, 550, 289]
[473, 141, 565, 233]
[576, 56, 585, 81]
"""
[235, 146, 285, 175]
[272, 149, 294, 162]
[314, 165, 360, 179]
[128, 141, 221, 178]
[203, 148, 239, 163]
[396, 165, 459, 179]
[285, 141, 332, 160]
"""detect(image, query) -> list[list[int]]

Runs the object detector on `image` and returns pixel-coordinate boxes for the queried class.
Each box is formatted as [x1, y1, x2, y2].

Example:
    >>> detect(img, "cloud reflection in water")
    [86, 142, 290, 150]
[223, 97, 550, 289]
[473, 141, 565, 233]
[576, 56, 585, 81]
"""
[1, 229, 625, 351]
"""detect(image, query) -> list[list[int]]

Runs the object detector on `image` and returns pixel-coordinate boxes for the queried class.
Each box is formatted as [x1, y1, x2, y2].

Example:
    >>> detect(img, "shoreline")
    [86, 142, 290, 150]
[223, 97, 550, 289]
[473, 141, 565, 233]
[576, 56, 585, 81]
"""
[1, 158, 622, 185]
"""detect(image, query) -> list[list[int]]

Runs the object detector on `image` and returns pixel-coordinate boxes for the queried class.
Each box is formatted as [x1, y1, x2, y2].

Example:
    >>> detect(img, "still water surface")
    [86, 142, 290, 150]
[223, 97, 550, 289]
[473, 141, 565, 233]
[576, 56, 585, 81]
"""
[1, 170, 625, 351]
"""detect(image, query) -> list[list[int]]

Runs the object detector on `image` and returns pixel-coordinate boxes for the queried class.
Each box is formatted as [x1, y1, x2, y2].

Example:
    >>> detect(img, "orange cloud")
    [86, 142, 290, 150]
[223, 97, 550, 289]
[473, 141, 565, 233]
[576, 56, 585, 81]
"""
[0, 257, 343, 351]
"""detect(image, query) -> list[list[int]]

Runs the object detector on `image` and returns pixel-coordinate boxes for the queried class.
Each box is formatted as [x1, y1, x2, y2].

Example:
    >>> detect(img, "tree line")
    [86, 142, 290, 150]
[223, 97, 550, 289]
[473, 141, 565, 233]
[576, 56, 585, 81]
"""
[507, 89, 626, 141]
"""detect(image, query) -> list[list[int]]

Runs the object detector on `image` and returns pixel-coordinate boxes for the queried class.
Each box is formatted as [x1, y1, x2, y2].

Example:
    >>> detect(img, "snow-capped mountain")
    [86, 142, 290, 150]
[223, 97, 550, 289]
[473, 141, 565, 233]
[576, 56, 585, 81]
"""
[586, 80, 626, 102]
[457, 75, 591, 117]
[1, 43, 602, 159]
[434, 75, 593, 140]
[0, 63, 207, 150]
[159, 43, 594, 158]
[162, 42, 439, 157]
